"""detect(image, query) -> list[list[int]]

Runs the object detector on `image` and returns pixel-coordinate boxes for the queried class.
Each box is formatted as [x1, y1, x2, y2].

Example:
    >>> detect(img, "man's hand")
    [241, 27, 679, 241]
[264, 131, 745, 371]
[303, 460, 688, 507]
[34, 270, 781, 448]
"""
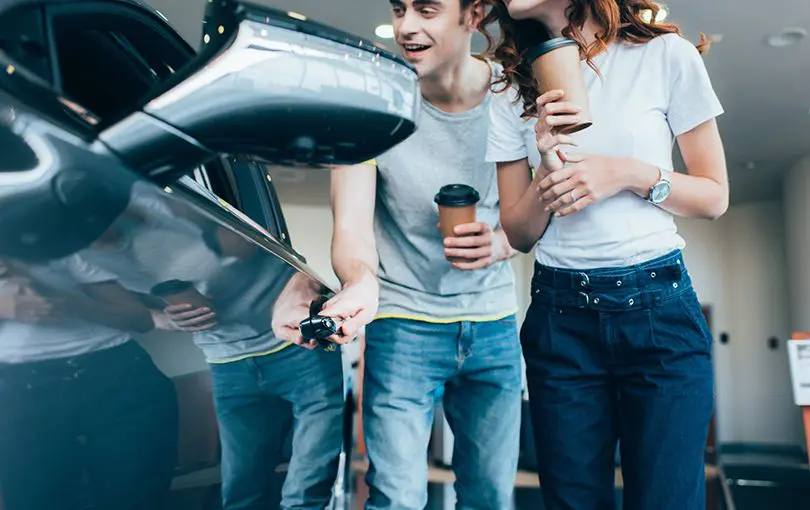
[271, 273, 324, 350]
[319, 271, 378, 344]
[163, 304, 218, 332]
[442, 222, 512, 270]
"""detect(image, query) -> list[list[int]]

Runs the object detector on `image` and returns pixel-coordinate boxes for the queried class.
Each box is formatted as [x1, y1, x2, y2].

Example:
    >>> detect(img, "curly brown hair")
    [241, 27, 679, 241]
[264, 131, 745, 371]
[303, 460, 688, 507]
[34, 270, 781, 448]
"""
[481, 0, 710, 118]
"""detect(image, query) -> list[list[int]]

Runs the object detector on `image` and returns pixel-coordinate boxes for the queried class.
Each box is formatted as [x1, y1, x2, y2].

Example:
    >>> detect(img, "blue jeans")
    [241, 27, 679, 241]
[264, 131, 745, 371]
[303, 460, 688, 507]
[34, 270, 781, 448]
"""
[210, 344, 344, 510]
[363, 316, 522, 510]
[522, 250, 714, 510]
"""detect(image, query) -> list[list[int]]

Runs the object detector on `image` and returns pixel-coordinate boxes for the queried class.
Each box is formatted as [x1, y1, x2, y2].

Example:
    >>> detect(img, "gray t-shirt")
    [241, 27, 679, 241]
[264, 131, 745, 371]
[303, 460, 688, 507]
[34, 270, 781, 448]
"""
[373, 67, 517, 322]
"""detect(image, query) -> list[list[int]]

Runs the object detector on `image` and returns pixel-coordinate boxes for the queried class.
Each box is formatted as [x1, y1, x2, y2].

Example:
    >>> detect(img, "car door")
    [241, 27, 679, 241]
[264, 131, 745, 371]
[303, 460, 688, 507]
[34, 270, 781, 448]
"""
[0, 2, 335, 508]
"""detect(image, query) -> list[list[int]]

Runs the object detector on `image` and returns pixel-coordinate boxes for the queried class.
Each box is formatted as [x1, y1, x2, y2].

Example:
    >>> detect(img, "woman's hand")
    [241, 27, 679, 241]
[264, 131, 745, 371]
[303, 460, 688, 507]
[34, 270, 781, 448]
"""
[535, 90, 580, 172]
[538, 152, 634, 217]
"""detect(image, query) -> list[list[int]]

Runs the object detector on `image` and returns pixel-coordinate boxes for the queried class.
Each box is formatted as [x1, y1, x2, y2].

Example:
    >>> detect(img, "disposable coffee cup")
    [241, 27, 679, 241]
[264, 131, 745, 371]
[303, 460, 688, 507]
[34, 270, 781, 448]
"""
[434, 184, 480, 263]
[151, 280, 213, 311]
[527, 37, 593, 134]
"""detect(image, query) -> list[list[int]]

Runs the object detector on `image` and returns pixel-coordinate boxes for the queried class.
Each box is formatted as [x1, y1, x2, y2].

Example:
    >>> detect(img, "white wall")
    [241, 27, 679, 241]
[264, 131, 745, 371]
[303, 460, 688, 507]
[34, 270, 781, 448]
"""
[783, 157, 810, 333]
[678, 204, 804, 447]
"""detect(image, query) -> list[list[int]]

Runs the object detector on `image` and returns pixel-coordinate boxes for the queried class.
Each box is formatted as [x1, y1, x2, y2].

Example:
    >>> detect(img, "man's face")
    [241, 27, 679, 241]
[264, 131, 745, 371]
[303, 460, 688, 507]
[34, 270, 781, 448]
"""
[390, 0, 479, 78]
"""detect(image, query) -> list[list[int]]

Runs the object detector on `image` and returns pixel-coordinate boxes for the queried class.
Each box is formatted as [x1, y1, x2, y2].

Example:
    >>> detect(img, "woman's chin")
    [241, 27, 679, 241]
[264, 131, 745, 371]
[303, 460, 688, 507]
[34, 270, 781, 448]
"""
[506, 6, 535, 20]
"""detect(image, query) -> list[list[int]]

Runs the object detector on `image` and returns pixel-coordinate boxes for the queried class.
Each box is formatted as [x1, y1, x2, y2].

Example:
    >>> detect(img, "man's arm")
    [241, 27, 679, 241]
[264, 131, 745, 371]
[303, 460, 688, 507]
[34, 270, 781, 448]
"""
[319, 162, 379, 342]
[330, 162, 378, 286]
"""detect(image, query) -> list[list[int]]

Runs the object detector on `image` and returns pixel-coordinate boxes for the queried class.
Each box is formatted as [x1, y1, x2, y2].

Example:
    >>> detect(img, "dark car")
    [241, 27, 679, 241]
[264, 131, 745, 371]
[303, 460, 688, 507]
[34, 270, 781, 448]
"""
[0, 0, 419, 508]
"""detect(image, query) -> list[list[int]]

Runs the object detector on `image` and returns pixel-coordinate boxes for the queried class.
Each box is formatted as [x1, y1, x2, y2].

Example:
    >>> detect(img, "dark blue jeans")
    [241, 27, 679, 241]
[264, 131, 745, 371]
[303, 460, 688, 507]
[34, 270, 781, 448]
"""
[363, 316, 522, 510]
[0, 341, 179, 510]
[521, 250, 714, 510]
[210, 344, 344, 510]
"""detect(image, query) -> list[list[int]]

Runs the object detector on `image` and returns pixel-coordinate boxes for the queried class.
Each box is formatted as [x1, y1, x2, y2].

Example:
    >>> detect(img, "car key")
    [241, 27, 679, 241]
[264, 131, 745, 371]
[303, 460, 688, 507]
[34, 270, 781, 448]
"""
[299, 295, 338, 352]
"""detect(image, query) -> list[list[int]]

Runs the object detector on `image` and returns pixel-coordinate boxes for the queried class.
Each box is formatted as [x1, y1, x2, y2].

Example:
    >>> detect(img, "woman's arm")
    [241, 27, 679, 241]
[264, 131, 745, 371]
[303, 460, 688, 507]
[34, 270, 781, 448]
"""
[625, 119, 729, 220]
[497, 158, 552, 253]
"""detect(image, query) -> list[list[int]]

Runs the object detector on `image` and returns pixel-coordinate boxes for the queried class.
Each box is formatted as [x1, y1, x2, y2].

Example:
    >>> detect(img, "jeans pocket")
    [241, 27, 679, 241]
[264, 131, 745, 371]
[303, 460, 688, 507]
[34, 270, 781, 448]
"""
[649, 290, 712, 355]
[676, 290, 712, 345]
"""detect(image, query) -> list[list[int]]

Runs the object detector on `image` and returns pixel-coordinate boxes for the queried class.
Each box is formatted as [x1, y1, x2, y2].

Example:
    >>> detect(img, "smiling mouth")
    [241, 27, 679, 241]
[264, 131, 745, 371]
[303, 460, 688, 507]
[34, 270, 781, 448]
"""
[401, 43, 432, 54]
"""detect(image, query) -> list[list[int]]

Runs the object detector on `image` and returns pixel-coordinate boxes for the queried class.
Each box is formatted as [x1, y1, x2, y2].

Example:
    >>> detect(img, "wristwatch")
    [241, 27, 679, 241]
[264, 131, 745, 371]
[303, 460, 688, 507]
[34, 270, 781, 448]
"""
[648, 167, 672, 205]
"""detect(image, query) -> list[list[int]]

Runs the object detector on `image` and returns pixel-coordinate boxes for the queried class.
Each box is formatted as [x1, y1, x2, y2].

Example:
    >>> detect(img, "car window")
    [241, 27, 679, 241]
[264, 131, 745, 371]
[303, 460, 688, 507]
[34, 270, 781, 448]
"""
[47, 3, 191, 125]
[182, 158, 294, 250]
[0, 4, 51, 83]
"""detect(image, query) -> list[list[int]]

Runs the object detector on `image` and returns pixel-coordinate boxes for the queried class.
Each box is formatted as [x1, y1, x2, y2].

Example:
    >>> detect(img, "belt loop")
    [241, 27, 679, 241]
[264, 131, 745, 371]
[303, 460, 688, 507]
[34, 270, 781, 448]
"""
[635, 266, 646, 289]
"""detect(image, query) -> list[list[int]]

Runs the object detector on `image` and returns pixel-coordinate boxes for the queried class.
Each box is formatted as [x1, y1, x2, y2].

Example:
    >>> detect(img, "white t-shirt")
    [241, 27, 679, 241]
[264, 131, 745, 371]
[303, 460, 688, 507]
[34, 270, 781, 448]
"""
[0, 255, 131, 364]
[487, 33, 724, 269]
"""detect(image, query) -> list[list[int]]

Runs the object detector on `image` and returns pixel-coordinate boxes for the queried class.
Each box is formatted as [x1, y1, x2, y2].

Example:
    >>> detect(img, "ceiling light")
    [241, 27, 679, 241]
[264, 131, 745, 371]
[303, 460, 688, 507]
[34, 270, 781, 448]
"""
[766, 27, 807, 47]
[375, 24, 395, 39]
[640, 3, 668, 23]
[287, 11, 307, 21]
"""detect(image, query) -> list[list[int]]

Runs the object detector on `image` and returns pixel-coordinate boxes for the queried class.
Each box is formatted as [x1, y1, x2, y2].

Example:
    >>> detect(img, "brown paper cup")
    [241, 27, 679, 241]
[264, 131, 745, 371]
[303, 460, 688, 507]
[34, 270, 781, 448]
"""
[151, 280, 214, 313]
[528, 37, 593, 134]
[435, 184, 480, 263]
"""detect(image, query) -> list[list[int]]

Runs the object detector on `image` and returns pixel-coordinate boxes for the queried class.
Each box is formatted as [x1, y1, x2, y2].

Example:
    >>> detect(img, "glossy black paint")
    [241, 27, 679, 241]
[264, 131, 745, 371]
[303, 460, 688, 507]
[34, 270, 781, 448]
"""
[0, 0, 420, 508]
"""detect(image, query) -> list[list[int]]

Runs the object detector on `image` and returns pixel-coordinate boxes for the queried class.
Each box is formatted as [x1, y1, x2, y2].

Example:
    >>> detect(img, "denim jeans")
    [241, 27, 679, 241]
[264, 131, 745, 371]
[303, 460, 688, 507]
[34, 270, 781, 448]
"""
[363, 316, 522, 510]
[210, 344, 344, 510]
[521, 250, 714, 510]
[0, 341, 178, 510]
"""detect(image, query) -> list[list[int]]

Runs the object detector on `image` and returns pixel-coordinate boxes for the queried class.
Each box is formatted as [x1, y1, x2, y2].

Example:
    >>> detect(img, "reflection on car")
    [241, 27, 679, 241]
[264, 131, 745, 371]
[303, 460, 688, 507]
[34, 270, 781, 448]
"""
[0, 0, 419, 508]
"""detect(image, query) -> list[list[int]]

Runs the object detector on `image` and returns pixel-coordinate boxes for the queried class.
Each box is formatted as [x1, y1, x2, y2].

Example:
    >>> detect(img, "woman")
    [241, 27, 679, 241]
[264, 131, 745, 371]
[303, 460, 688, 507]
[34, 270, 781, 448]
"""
[484, 1, 728, 509]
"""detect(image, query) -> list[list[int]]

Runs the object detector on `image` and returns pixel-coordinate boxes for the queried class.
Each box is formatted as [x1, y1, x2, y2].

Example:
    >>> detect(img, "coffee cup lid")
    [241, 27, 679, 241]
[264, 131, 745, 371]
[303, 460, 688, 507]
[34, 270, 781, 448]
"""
[525, 37, 578, 65]
[434, 184, 480, 207]
[151, 279, 193, 296]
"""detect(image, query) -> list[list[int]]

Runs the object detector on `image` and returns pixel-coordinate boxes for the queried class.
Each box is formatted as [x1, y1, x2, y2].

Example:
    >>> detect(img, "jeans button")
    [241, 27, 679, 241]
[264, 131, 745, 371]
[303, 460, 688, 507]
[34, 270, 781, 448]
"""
[673, 282, 679, 289]
[593, 297, 600, 304]
[650, 272, 656, 278]
[616, 280, 623, 287]
[628, 298, 634, 306]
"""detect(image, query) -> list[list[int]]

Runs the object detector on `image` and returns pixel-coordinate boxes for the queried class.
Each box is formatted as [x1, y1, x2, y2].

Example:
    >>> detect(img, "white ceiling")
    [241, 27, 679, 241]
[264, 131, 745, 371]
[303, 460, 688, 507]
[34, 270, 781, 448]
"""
[148, 0, 810, 204]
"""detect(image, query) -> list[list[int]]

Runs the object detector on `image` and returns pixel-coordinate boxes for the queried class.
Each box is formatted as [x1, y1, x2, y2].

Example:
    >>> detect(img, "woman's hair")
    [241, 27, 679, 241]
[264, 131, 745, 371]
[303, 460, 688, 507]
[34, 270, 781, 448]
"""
[482, 0, 710, 118]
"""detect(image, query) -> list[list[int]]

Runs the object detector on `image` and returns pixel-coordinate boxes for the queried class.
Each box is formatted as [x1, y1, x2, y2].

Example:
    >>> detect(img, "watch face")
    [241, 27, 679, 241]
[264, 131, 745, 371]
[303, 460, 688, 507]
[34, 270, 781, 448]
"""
[650, 181, 671, 204]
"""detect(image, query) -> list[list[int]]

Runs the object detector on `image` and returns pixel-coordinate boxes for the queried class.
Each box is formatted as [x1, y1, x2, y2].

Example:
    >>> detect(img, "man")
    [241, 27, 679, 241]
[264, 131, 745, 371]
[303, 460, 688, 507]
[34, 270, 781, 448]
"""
[281, 1, 523, 507]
